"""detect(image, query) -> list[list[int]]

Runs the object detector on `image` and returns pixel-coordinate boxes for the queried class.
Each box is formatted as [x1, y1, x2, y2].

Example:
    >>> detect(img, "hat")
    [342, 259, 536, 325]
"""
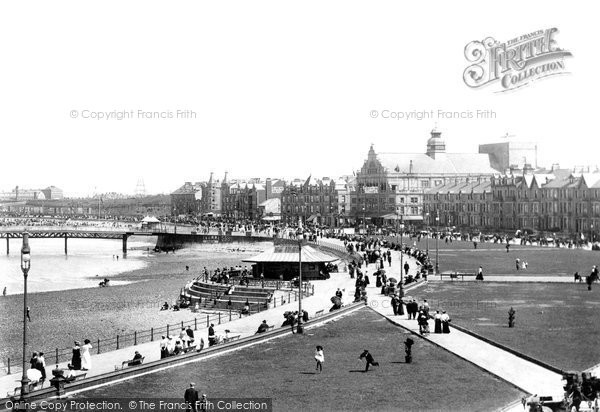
[190, 382, 195, 387]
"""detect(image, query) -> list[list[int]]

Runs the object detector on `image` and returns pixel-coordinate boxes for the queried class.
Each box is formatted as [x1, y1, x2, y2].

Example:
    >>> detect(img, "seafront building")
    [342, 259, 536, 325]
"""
[351, 129, 498, 227]
[423, 163, 600, 239]
[280, 175, 355, 227]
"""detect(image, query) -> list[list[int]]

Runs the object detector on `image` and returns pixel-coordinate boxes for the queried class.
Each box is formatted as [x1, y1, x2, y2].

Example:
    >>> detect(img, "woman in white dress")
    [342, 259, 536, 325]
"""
[314, 345, 324, 373]
[81, 339, 92, 370]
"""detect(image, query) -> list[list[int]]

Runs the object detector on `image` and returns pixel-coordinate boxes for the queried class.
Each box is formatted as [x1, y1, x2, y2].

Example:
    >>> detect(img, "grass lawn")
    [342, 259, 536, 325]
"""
[81, 308, 523, 412]
[421, 282, 600, 371]
[410, 237, 600, 276]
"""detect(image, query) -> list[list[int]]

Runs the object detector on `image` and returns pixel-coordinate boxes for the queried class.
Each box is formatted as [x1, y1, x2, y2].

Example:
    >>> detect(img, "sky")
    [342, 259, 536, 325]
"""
[0, 1, 597, 197]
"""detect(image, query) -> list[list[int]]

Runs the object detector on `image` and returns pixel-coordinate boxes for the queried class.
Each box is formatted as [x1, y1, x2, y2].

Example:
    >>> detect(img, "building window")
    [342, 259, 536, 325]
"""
[421, 180, 430, 188]
[410, 197, 418, 204]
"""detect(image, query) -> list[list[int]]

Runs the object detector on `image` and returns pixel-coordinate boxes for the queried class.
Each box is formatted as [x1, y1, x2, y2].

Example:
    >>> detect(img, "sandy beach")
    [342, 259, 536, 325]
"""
[0, 242, 267, 371]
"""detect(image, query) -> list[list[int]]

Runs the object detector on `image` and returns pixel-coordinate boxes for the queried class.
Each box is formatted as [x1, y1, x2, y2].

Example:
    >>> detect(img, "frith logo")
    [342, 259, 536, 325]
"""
[463, 28, 572, 92]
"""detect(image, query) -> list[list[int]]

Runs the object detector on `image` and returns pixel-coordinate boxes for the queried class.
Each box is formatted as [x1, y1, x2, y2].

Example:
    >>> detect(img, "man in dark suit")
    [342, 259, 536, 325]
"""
[359, 349, 379, 372]
[184, 382, 199, 412]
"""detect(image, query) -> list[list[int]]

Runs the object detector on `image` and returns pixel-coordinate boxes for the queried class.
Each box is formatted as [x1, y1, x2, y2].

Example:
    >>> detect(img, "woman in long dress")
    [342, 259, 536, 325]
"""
[434, 311, 442, 333]
[80, 339, 92, 370]
[70, 342, 81, 370]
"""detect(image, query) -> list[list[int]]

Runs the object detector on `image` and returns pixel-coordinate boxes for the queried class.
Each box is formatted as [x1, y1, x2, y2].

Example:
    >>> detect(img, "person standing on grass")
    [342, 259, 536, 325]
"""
[359, 349, 379, 372]
[515, 258, 520, 271]
[184, 382, 199, 412]
[314, 345, 324, 373]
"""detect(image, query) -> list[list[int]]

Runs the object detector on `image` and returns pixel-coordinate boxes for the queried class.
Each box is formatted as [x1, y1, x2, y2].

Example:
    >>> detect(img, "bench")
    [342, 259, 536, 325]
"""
[439, 271, 476, 281]
[121, 357, 145, 369]
[223, 335, 241, 343]
[12, 379, 45, 396]
[69, 373, 87, 382]
[315, 309, 324, 317]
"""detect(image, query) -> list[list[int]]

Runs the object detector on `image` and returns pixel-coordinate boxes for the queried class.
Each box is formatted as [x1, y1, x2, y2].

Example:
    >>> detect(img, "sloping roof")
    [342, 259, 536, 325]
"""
[376, 153, 497, 175]
[171, 182, 203, 195]
[242, 244, 337, 263]
[141, 216, 160, 223]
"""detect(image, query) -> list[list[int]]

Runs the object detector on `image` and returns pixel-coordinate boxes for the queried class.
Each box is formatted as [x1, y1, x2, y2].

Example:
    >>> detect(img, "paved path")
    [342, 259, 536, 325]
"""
[430, 275, 580, 283]
[1, 267, 360, 398]
[341, 240, 568, 402]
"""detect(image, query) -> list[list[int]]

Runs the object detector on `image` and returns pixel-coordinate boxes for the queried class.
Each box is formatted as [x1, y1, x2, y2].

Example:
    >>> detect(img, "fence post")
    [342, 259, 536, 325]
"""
[167, 324, 170, 337]
[181, 321, 184, 329]
[7, 358, 9, 375]
[134, 331, 137, 346]
[194, 318, 197, 331]
[218, 313, 221, 324]
[151, 328, 154, 342]
[116, 335, 119, 350]
[257, 302, 260, 312]
[207, 315, 209, 327]
[97, 339, 100, 354]
[229, 309, 232, 321]
[274, 297, 276, 307]
[288, 292, 291, 303]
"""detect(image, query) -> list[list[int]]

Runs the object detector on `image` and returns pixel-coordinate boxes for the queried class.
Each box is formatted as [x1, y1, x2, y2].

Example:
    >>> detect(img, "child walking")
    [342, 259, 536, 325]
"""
[314, 345, 324, 373]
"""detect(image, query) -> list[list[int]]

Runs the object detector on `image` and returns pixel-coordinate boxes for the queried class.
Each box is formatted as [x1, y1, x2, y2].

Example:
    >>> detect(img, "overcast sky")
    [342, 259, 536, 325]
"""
[0, 1, 596, 196]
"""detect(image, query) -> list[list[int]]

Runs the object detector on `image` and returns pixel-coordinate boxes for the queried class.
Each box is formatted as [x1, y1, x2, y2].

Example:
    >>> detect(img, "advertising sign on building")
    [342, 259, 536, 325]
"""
[364, 186, 379, 194]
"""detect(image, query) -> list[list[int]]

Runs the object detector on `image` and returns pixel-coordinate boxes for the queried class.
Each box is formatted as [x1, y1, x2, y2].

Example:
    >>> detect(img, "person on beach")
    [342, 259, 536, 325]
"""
[2, 286, 6, 296]
[70, 341, 81, 370]
[81, 339, 92, 370]
[359, 349, 379, 372]
[314, 345, 324, 373]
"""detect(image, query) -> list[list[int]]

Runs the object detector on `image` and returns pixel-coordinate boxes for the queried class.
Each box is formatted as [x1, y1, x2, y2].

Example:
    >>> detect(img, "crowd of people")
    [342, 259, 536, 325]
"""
[160, 326, 199, 357]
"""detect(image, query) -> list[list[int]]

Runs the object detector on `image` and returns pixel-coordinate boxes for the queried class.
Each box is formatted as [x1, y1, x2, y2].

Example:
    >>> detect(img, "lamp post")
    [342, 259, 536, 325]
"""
[19, 233, 31, 403]
[435, 210, 439, 275]
[425, 212, 430, 253]
[362, 207, 366, 234]
[398, 210, 404, 299]
[296, 220, 304, 334]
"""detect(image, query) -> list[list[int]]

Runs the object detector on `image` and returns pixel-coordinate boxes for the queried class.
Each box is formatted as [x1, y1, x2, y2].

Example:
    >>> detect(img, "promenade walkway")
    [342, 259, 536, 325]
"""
[0, 268, 359, 398]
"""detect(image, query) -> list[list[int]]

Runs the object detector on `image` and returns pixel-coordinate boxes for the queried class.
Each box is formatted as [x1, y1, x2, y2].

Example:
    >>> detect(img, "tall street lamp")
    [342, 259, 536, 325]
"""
[20, 233, 31, 402]
[435, 210, 440, 275]
[425, 212, 430, 253]
[296, 219, 304, 334]
[362, 207, 366, 234]
[397, 210, 405, 300]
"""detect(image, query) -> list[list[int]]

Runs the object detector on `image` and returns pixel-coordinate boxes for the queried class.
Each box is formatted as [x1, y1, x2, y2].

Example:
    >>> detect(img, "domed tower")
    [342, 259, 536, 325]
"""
[426, 127, 446, 159]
